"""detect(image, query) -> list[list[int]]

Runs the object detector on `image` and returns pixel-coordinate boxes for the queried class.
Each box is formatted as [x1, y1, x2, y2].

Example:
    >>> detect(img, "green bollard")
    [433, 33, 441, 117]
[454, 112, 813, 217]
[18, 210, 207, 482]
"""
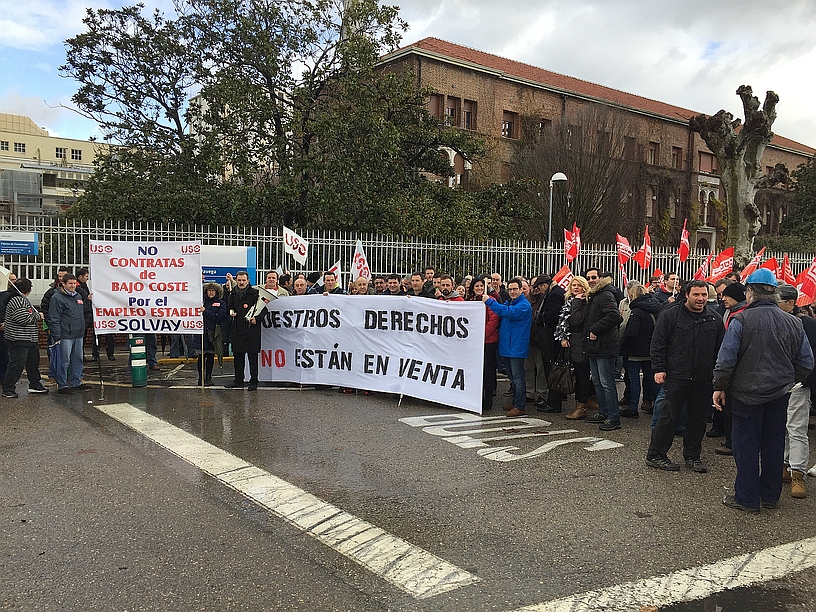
[129, 335, 148, 388]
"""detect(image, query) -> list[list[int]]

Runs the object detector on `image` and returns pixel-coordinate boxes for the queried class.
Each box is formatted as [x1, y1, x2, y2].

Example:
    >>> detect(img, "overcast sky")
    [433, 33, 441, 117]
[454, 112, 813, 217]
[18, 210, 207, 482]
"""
[2, 0, 815, 150]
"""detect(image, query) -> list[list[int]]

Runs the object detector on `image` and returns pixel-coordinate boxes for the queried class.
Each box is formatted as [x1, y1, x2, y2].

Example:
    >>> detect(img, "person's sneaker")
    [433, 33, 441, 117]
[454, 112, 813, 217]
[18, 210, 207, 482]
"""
[706, 426, 725, 438]
[599, 419, 621, 431]
[2, 390, 18, 398]
[685, 458, 708, 473]
[645, 456, 680, 471]
[791, 471, 807, 499]
[722, 495, 759, 513]
[640, 401, 653, 414]
[73, 384, 93, 391]
[714, 444, 733, 456]
[761, 499, 779, 509]
[506, 407, 526, 417]
[585, 412, 607, 424]
[620, 410, 639, 418]
[57, 387, 73, 395]
[27, 384, 49, 394]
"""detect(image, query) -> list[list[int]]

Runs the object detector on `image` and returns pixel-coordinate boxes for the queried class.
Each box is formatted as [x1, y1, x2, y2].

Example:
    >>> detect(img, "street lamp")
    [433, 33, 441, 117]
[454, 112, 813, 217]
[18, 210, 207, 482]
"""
[548, 172, 568, 270]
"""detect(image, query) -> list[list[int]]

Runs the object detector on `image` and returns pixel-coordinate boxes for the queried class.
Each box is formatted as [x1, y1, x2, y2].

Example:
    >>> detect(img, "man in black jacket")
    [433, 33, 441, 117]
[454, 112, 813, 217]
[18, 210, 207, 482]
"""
[226, 271, 265, 390]
[531, 275, 566, 412]
[647, 280, 724, 473]
[583, 273, 623, 431]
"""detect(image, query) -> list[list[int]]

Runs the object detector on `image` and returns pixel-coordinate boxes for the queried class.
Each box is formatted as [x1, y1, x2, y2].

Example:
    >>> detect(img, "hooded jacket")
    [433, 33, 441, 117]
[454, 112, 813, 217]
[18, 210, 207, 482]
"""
[48, 287, 87, 341]
[583, 277, 622, 358]
[620, 294, 662, 358]
[651, 300, 723, 384]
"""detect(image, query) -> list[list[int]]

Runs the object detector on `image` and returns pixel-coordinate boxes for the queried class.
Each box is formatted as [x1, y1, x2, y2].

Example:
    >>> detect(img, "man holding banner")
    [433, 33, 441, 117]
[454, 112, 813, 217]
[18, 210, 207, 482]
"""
[227, 271, 265, 390]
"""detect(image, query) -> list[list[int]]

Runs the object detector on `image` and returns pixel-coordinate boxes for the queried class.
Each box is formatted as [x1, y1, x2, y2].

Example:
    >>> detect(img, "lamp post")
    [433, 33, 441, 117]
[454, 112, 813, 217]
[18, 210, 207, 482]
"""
[548, 172, 568, 271]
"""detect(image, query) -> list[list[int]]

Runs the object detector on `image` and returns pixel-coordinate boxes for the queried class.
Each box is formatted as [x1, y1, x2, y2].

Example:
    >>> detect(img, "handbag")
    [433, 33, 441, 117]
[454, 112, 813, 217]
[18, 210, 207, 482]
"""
[547, 347, 575, 396]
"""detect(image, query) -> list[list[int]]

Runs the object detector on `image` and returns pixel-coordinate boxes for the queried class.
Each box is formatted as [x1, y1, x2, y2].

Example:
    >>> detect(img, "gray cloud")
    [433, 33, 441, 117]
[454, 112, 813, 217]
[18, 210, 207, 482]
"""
[397, 0, 816, 146]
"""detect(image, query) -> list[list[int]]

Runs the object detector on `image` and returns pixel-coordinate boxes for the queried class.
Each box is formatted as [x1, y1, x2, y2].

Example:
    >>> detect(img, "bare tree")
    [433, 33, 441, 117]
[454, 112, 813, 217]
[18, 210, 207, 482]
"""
[689, 86, 788, 267]
[513, 104, 641, 244]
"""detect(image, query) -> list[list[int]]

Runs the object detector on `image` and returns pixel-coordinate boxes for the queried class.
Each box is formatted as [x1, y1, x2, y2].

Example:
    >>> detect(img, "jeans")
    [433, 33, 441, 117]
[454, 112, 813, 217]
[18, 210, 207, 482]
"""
[506, 357, 526, 410]
[784, 383, 811, 473]
[144, 334, 158, 367]
[626, 359, 657, 412]
[732, 394, 789, 510]
[589, 356, 618, 422]
[650, 386, 687, 432]
[524, 346, 548, 401]
[57, 337, 84, 389]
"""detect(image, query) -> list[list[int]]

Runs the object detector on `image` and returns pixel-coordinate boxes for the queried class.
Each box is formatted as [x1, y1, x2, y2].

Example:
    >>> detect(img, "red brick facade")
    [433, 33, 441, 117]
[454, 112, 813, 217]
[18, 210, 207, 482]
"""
[380, 38, 815, 247]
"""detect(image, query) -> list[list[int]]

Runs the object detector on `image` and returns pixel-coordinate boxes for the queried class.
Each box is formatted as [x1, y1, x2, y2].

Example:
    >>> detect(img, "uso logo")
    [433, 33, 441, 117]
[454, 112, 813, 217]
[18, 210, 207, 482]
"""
[90, 244, 113, 253]
[181, 244, 201, 254]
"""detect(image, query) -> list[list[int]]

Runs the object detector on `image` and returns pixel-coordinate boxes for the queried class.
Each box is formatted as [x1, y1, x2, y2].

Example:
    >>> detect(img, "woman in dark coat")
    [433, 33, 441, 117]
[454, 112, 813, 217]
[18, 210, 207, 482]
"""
[190, 282, 228, 386]
[619, 283, 661, 417]
[554, 276, 593, 420]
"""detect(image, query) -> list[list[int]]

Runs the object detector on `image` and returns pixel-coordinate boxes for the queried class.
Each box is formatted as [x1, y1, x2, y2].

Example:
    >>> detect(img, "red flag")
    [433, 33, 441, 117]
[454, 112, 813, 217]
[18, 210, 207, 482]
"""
[707, 247, 734, 282]
[564, 223, 581, 262]
[616, 234, 632, 266]
[653, 268, 665, 289]
[739, 247, 766, 281]
[693, 253, 713, 280]
[631, 225, 652, 270]
[796, 258, 816, 307]
[619, 262, 629, 286]
[678, 219, 690, 263]
[781, 254, 796, 285]
[761, 257, 779, 276]
[552, 264, 574, 291]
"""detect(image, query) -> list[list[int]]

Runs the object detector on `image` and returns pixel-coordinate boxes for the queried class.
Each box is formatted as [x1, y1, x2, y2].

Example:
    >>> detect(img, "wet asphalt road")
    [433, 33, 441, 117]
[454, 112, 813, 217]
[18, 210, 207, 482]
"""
[2, 355, 816, 611]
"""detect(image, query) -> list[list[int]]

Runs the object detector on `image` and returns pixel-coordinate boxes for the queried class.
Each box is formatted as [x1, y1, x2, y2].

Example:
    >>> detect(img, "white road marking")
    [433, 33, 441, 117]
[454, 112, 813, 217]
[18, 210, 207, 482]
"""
[95, 402, 478, 599]
[511, 536, 816, 611]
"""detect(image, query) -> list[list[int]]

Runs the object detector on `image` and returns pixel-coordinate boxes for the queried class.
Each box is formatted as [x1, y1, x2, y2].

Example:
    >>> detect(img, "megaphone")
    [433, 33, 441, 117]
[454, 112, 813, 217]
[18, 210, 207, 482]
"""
[246, 285, 278, 320]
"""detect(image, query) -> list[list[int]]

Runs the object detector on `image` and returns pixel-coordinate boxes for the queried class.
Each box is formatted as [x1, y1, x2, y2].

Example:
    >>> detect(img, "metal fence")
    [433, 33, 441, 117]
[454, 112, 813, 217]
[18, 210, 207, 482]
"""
[2, 217, 814, 298]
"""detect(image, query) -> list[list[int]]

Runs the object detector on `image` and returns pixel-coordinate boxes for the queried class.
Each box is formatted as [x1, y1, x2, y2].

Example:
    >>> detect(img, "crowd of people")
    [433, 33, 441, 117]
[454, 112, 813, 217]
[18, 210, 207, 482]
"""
[3, 262, 815, 513]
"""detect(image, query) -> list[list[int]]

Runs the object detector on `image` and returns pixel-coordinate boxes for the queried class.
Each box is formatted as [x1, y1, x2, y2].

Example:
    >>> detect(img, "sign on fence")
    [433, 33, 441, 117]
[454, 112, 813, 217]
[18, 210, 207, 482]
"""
[0, 231, 38, 255]
[201, 245, 257, 284]
[89, 240, 203, 334]
[258, 295, 486, 412]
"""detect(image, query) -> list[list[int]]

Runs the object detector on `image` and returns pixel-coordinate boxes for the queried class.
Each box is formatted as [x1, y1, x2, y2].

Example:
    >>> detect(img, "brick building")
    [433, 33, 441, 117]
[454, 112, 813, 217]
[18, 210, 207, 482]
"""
[379, 38, 815, 248]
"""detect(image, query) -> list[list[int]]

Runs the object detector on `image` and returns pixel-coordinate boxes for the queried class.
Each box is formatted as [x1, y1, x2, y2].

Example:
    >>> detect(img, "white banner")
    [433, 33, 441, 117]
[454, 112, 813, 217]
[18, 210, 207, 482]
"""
[89, 240, 203, 335]
[352, 239, 371, 280]
[258, 295, 486, 413]
[282, 226, 309, 266]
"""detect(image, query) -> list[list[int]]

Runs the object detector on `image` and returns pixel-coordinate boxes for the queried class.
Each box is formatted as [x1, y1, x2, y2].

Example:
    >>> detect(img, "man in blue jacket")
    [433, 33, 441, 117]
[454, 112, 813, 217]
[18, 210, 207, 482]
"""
[714, 269, 813, 513]
[482, 277, 532, 417]
[48, 274, 92, 395]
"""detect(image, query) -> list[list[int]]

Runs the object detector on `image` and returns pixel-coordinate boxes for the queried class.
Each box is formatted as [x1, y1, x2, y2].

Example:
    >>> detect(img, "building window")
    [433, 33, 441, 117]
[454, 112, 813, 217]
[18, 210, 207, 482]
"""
[56, 147, 66, 159]
[43, 173, 57, 188]
[623, 137, 636, 161]
[428, 94, 445, 121]
[0, 141, 8, 151]
[71, 149, 82, 161]
[672, 147, 683, 169]
[597, 130, 612, 155]
[462, 100, 476, 130]
[14, 142, 26, 153]
[647, 142, 659, 165]
[502, 111, 518, 139]
[444, 97, 460, 127]
[699, 151, 719, 174]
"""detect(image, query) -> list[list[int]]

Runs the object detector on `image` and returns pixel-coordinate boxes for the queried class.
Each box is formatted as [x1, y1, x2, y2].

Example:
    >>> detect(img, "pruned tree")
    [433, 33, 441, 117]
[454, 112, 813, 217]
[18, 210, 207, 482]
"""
[689, 86, 789, 267]
[512, 104, 641, 243]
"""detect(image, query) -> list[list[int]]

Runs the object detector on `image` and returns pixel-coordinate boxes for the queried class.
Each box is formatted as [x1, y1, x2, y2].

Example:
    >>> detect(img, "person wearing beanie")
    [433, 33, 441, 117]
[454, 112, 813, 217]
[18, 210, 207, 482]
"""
[715, 269, 814, 513]
[708, 282, 748, 445]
